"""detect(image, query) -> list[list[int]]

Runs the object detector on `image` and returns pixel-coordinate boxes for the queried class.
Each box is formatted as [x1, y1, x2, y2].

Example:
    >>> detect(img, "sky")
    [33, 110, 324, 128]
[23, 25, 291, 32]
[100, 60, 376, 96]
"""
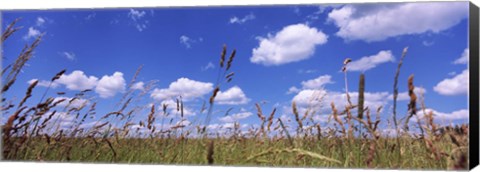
[1, 2, 471, 136]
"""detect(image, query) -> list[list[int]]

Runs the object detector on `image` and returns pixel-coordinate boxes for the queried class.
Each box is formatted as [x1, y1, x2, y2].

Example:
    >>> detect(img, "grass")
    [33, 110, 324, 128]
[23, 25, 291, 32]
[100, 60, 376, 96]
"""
[1, 18, 470, 170]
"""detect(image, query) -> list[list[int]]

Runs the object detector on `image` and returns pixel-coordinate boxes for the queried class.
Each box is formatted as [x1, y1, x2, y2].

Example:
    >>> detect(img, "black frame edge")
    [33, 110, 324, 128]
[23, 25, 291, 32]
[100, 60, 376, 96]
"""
[469, 1, 480, 170]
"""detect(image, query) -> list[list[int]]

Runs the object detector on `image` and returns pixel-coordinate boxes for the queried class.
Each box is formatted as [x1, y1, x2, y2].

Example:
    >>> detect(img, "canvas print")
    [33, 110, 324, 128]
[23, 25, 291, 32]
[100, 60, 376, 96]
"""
[0, 1, 472, 170]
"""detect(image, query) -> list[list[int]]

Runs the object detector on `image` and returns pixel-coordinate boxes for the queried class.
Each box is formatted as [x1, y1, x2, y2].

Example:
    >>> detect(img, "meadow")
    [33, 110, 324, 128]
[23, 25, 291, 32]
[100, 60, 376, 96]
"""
[1, 18, 469, 170]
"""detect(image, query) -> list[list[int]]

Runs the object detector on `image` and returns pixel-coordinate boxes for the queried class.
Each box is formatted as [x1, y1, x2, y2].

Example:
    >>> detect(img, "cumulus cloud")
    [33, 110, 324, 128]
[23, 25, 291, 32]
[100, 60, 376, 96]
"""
[301, 75, 334, 89]
[214, 86, 250, 105]
[95, 72, 126, 98]
[347, 50, 394, 72]
[56, 70, 99, 91]
[150, 78, 213, 101]
[219, 112, 253, 123]
[23, 27, 41, 40]
[327, 2, 468, 42]
[433, 69, 468, 95]
[179, 35, 203, 49]
[250, 24, 328, 66]
[418, 108, 469, 121]
[453, 48, 469, 64]
[229, 13, 255, 24]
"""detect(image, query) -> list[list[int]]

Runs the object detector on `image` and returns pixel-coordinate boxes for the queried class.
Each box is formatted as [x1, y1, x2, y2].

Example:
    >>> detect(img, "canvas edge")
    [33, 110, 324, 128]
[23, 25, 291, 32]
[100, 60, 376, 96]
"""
[469, 1, 480, 170]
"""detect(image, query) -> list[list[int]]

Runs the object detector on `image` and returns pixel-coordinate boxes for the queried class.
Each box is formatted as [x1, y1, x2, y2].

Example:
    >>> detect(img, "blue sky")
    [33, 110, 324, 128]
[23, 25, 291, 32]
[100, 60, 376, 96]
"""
[1, 2, 470, 136]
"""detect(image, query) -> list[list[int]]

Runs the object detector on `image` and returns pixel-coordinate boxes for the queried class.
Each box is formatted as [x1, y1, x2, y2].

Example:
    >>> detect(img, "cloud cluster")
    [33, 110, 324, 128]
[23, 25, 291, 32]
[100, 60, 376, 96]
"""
[327, 2, 468, 42]
[434, 69, 468, 96]
[32, 70, 127, 98]
[95, 72, 126, 98]
[128, 9, 150, 32]
[250, 24, 328, 66]
[56, 70, 99, 91]
[214, 86, 250, 105]
[151, 78, 213, 101]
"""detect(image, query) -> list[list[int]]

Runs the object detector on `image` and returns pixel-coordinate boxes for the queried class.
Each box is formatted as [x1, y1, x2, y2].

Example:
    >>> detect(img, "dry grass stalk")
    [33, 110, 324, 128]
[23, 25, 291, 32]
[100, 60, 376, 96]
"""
[147, 104, 155, 130]
[404, 74, 417, 131]
[392, 47, 409, 131]
[226, 49, 236, 71]
[18, 80, 38, 108]
[209, 87, 220, 105]
[2, 33, 43, 93]
[1, 18, 22, 43]
[266, 108, 276, 132]
[331, 102, 346, 136]
[292, 101, 303, 130]
[207, 140, 214, 165]
[219, 45, 226, 68]
[358, 73, 365, 119]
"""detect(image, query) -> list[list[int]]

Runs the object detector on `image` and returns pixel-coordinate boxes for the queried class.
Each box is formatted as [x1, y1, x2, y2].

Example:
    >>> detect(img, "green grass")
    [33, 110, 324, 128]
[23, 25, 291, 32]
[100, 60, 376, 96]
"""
[4, 135, 466, 170]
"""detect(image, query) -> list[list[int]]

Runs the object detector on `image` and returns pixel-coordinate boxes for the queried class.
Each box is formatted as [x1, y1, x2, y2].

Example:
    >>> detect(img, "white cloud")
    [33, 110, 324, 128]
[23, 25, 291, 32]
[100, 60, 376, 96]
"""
[128, 9, 149, 32]
[36, 17, 46, 26]
[56, 70, 99, 91]
[60, 52, 75, 61]
[28, 79, 59, 88]
[327, 2, 468, 42]
[201, 62, 215, 71]
[214, 86, 250, 105]
[453, 48, 469, 64]
[301, 75, 333, 89]
[179, 35, 193, 48]
[131, 82, 144, 90]
[419, 108, 469, 121]
[230, 13, 255, 24]
[433, 69, 468, 96]
[23, 27, 41, 40]
[95, 72, 127, 98]
[286, 86, 300, 94]
[219, 112, 253, 123]
[347, 50, 394, 72]
[179, 35, 202, 48]
[128, 9, 146, 21]
[292, 89, 327, 107]
[250, 23, 328, 66]
[150, 78, 213, 101]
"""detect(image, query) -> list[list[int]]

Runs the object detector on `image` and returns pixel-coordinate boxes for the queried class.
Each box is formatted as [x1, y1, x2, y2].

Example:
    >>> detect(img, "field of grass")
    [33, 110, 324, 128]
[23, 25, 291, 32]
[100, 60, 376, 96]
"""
[1, 18, 470, 170]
